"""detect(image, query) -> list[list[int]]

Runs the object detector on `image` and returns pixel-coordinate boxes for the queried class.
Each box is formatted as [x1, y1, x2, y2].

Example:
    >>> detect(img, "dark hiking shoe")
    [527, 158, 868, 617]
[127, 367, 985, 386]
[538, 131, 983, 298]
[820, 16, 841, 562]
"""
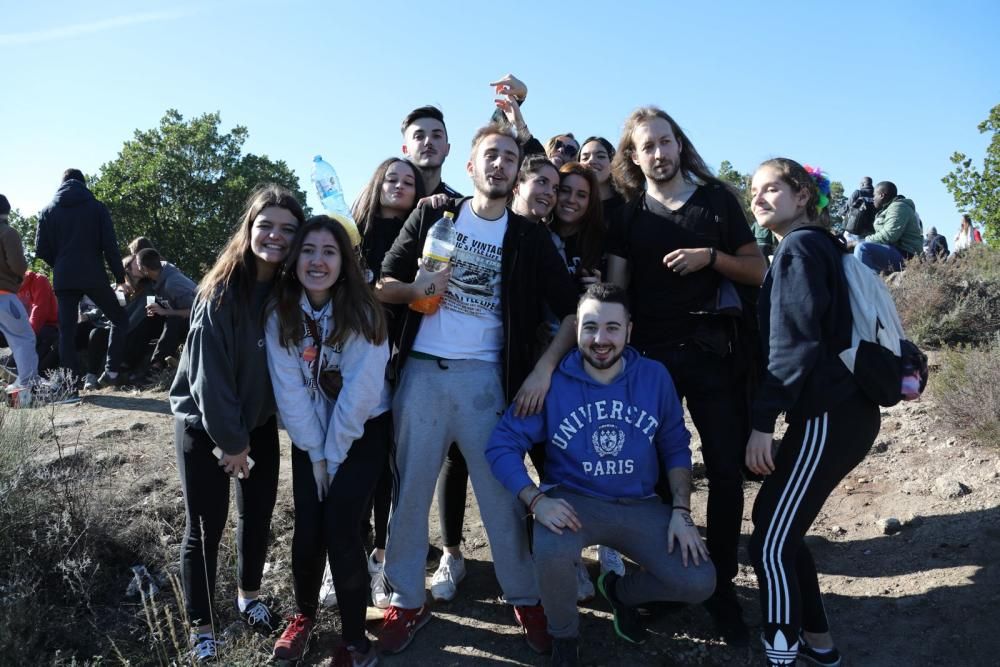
[704, 584, 749, 647]
[597, 571, 648, 645]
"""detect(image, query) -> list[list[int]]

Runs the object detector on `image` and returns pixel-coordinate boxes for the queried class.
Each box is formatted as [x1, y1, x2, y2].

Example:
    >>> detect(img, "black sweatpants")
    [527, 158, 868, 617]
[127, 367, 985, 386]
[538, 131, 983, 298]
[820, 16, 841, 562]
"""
[175, 416, 280, 627]
[748, 391, 879, 665]
[56, 286, 127, 376]
[291, 412, 390, 643]
[648, 344, 750, 589]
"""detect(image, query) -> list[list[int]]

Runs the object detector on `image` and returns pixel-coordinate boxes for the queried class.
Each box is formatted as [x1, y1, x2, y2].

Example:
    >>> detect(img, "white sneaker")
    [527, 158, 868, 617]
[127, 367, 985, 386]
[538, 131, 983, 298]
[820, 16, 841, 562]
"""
[319, 562, 338, 608]
[83, 373, 99, 391]
[598, 545, 626, 576]
[430, 553, 466, 602]
[368, 550, 390, 609]
[576, 559, 595, 603]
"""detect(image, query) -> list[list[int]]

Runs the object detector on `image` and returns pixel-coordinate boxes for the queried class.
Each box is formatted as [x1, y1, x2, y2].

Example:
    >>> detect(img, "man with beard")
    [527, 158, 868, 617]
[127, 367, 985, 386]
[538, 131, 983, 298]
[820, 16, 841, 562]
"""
[606, 106, 766, 647]
[401, 105, 462, 197]
[487, 283, 715, 665]
[375, 124, 579, 655]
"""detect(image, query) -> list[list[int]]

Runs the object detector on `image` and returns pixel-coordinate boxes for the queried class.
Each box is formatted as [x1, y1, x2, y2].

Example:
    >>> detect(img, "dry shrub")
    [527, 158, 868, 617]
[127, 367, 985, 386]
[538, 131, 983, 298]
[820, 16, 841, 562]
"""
[890, 245, 1000, 348]
[930, 336, 1000, 446]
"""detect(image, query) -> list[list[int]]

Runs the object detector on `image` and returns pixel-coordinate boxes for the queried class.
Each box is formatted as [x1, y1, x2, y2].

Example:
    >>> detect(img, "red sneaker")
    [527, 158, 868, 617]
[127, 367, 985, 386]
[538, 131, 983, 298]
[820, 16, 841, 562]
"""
[272, 613, 314, 661]
[376, 605, 431, 654]
[514, 604, 552, 654]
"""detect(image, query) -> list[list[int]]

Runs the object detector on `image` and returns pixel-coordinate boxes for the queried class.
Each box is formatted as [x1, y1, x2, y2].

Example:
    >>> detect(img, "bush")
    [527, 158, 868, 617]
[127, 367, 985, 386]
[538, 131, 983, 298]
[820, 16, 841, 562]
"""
[930, 336, 1000, 446]
[891, 245, 1000, 348]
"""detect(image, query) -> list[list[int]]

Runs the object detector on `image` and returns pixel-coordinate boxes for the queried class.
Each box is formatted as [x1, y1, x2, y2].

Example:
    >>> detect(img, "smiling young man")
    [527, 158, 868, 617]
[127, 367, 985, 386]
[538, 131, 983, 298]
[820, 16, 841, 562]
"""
[487, 283, 715, 665]
[375, 124, 579, 655]
[606, 106, 767, 646]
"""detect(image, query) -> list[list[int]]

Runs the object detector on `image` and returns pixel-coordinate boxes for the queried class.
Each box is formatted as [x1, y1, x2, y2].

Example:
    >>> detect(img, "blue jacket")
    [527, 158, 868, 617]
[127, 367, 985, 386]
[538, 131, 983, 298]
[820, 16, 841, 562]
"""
[487, 347, 691, 501]
[36, 180, 125, 290]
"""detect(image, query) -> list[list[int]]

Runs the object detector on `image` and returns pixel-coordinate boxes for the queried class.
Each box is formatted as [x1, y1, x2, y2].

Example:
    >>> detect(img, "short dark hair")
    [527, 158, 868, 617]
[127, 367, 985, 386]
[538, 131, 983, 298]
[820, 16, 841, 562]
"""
[400, 105, 446, 136]
[875, 181, 898, 199]
[0, 194, 10, 216]
[136, 248, 163, 271]
[469, 123, 521, 163]
[861, 176, 873, 187]
[129, 236, 155, 254]
[578, 282, 630, 315]
[62, 168, 85, 184]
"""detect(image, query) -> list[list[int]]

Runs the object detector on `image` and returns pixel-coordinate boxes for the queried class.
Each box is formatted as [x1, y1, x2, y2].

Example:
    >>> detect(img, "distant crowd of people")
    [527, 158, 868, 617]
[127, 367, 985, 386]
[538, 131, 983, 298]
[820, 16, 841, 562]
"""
[0, 73, 983, 667]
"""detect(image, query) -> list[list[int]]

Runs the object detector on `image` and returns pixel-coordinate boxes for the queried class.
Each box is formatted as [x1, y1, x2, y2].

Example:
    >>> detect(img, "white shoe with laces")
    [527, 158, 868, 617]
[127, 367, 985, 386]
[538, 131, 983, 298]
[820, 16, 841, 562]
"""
[190, 633, 223, 663]
[368, 550, 390, 609]
[598, 545, 626, 576]
[430, 553, 466, 602]
[319, 562, 338, 608]
[576, 559, 595, 603]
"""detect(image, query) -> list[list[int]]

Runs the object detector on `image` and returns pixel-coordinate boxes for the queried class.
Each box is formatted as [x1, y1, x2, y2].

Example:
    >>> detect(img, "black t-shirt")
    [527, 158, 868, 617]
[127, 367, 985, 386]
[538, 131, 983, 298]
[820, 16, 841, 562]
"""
[362, 216, 406, 286]
[602, 192, 625, 222]
[606, 185, 754, 348]
[432, 181, 462, 198]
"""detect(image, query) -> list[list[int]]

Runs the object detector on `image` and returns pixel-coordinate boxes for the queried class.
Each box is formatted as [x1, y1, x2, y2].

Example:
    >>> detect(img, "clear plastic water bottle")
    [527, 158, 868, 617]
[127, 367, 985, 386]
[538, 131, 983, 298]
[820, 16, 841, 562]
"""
[311, 155, 361, 246]
[410, 211, 457, 314]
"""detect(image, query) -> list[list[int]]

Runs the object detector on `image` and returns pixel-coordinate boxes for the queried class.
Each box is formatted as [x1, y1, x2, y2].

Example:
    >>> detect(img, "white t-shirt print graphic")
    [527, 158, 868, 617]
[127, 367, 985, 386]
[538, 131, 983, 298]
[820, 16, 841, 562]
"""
[412, 202, 507, 362]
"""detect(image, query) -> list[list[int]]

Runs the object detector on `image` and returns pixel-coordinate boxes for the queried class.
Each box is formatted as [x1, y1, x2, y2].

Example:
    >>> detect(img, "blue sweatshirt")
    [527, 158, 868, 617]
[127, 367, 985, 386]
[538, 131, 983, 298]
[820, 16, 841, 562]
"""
[487, 346, 691, 501]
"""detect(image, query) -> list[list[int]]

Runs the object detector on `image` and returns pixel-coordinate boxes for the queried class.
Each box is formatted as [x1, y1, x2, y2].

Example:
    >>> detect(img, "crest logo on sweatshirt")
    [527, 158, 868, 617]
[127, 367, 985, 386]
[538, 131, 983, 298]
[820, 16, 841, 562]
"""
[592, 424, 626, 458]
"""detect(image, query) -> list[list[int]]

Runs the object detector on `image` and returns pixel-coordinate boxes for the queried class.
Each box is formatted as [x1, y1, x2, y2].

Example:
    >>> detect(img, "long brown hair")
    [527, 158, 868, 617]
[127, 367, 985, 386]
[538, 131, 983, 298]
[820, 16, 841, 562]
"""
[611, 106, 723, 201]
[198, 183, 305, 305]
[273, 216, 387, 350]
[351, 158, 426, 239]
[554, 162, 605, 273]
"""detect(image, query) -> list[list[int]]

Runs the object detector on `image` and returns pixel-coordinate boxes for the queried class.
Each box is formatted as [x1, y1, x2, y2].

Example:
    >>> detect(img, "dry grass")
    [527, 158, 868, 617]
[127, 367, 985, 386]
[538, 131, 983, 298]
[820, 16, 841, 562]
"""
[930, 336, 1000, 447]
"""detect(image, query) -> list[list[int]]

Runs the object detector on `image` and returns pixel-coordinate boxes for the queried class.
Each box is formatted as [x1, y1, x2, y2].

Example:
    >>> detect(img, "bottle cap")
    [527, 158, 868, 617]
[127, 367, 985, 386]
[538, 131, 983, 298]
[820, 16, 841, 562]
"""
[443, 211, 455, 219]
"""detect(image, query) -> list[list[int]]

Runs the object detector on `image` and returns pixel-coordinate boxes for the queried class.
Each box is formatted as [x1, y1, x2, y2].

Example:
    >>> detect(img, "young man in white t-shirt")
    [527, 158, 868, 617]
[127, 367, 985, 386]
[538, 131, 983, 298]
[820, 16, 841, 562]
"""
[376, 125, 579, 655]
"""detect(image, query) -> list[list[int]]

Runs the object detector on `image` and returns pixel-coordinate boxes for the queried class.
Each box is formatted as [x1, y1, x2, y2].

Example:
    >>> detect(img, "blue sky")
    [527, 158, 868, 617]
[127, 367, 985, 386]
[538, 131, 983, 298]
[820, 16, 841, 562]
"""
[3, 0, 997, 242]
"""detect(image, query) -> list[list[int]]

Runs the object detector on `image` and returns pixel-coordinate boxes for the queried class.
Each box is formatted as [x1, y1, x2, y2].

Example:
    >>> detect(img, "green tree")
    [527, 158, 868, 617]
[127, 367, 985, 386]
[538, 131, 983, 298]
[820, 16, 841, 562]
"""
[828, 180, 847, 234]
[718, 160, 752, 220]
[943, 103, 1000, 247]
[90, 109, 308, 278]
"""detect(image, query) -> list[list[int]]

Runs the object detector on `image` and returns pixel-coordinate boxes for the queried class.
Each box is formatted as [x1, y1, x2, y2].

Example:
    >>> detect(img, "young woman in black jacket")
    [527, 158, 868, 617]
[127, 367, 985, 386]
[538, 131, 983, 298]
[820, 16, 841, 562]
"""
[746, 159, 880, 667]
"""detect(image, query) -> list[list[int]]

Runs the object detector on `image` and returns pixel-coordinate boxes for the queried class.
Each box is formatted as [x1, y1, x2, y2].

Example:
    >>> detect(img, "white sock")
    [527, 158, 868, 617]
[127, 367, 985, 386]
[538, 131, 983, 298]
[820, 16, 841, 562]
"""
[237, 595, 257, 612]
[106, 371, 118, 379]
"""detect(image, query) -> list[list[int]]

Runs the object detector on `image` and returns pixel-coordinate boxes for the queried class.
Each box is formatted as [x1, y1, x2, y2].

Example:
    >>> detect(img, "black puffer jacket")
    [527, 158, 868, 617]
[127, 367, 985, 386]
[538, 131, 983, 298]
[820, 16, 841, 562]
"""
[36, 180, 125, 290]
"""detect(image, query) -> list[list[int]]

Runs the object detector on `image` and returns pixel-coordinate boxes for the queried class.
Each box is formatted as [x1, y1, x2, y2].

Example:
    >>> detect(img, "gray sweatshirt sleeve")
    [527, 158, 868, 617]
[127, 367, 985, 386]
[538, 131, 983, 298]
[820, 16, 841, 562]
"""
[323, 332, 391, 477]
[183, 299, 250, 454]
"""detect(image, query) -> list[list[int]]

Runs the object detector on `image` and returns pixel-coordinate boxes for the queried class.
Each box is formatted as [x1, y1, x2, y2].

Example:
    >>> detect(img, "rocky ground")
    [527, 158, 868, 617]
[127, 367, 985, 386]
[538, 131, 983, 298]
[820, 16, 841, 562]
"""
[16, 388, 1000, 666]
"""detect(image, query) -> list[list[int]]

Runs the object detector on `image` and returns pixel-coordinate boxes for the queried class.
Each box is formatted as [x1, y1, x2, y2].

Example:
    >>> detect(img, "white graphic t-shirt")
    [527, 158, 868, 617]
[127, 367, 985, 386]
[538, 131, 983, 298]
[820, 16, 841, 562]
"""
[412, 202, 506, 362]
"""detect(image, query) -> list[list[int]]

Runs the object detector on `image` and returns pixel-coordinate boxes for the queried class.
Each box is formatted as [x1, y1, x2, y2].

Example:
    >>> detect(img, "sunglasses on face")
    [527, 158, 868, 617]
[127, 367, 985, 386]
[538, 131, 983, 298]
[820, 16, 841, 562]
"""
[554, 140, 578, 157]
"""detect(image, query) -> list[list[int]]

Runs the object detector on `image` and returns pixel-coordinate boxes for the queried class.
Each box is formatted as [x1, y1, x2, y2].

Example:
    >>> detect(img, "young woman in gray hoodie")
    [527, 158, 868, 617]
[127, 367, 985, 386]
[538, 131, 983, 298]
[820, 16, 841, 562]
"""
[169, 184, 304, 662]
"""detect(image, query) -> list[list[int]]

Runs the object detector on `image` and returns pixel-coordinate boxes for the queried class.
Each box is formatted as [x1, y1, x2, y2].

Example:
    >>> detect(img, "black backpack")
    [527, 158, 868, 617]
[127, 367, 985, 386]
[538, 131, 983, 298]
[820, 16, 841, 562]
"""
[846, 195, 877, 236]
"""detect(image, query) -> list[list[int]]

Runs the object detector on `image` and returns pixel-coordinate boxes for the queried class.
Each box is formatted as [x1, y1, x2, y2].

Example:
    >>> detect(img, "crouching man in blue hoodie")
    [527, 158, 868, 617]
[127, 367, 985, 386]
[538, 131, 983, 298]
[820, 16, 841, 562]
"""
[487, 283, 716, 664]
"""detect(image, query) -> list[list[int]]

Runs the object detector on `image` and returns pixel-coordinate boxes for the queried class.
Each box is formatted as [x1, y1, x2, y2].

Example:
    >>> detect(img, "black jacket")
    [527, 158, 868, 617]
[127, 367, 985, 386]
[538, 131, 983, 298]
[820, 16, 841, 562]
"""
[752, 227, 859, 432]
[381, 198, 578, 401]
[36, 180, 125, 290]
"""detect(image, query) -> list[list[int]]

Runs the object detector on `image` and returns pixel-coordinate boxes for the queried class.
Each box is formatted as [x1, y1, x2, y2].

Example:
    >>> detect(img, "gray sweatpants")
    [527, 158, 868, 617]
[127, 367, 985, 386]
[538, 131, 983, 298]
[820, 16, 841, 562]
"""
[534, 489, 717, 638]
[0, 294, 38, 386]
[384, 358, 539, 608]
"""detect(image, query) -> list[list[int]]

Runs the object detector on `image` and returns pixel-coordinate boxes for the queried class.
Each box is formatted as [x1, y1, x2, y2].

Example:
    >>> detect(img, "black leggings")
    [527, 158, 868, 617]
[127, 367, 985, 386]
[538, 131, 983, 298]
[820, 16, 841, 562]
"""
[291, 412, 390, 643]
[748, 391, 879, 665]
[175, 416, 280, 627]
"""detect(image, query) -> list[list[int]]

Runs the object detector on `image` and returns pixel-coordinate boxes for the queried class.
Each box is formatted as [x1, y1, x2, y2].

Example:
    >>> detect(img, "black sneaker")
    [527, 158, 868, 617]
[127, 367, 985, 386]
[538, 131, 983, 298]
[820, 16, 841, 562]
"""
[97, 371, 127, 389]
[551, 637, 580, 666]
[237, 597, 278, 635]
[798, 634, 842, 666]
[597, 571, 648, 645]
[704, 584, 749, 647]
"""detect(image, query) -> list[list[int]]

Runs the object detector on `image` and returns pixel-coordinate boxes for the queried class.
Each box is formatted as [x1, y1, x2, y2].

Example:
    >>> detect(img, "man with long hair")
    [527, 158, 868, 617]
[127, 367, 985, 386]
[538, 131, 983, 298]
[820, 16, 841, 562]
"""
[607, 106, 767, 647]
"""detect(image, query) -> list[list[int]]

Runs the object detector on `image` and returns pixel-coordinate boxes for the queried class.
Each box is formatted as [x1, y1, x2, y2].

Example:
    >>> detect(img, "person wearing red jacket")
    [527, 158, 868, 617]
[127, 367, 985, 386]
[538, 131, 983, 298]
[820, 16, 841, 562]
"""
[17, 270, 60, 374]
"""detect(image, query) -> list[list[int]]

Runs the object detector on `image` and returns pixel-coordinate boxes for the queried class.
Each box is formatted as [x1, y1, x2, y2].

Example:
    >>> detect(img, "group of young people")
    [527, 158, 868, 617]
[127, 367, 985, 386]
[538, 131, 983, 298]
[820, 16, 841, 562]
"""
[165, 79, 882, 667]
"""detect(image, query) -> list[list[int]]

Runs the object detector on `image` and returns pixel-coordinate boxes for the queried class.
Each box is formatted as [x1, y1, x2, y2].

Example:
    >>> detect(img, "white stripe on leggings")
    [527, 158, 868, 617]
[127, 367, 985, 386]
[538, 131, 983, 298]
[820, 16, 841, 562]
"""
[761, 413, 828, 625]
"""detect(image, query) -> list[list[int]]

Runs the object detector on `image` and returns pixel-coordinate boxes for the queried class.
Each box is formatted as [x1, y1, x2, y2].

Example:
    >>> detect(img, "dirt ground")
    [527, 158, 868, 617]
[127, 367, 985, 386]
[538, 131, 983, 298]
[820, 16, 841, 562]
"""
[23, 387, 1000, 666]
